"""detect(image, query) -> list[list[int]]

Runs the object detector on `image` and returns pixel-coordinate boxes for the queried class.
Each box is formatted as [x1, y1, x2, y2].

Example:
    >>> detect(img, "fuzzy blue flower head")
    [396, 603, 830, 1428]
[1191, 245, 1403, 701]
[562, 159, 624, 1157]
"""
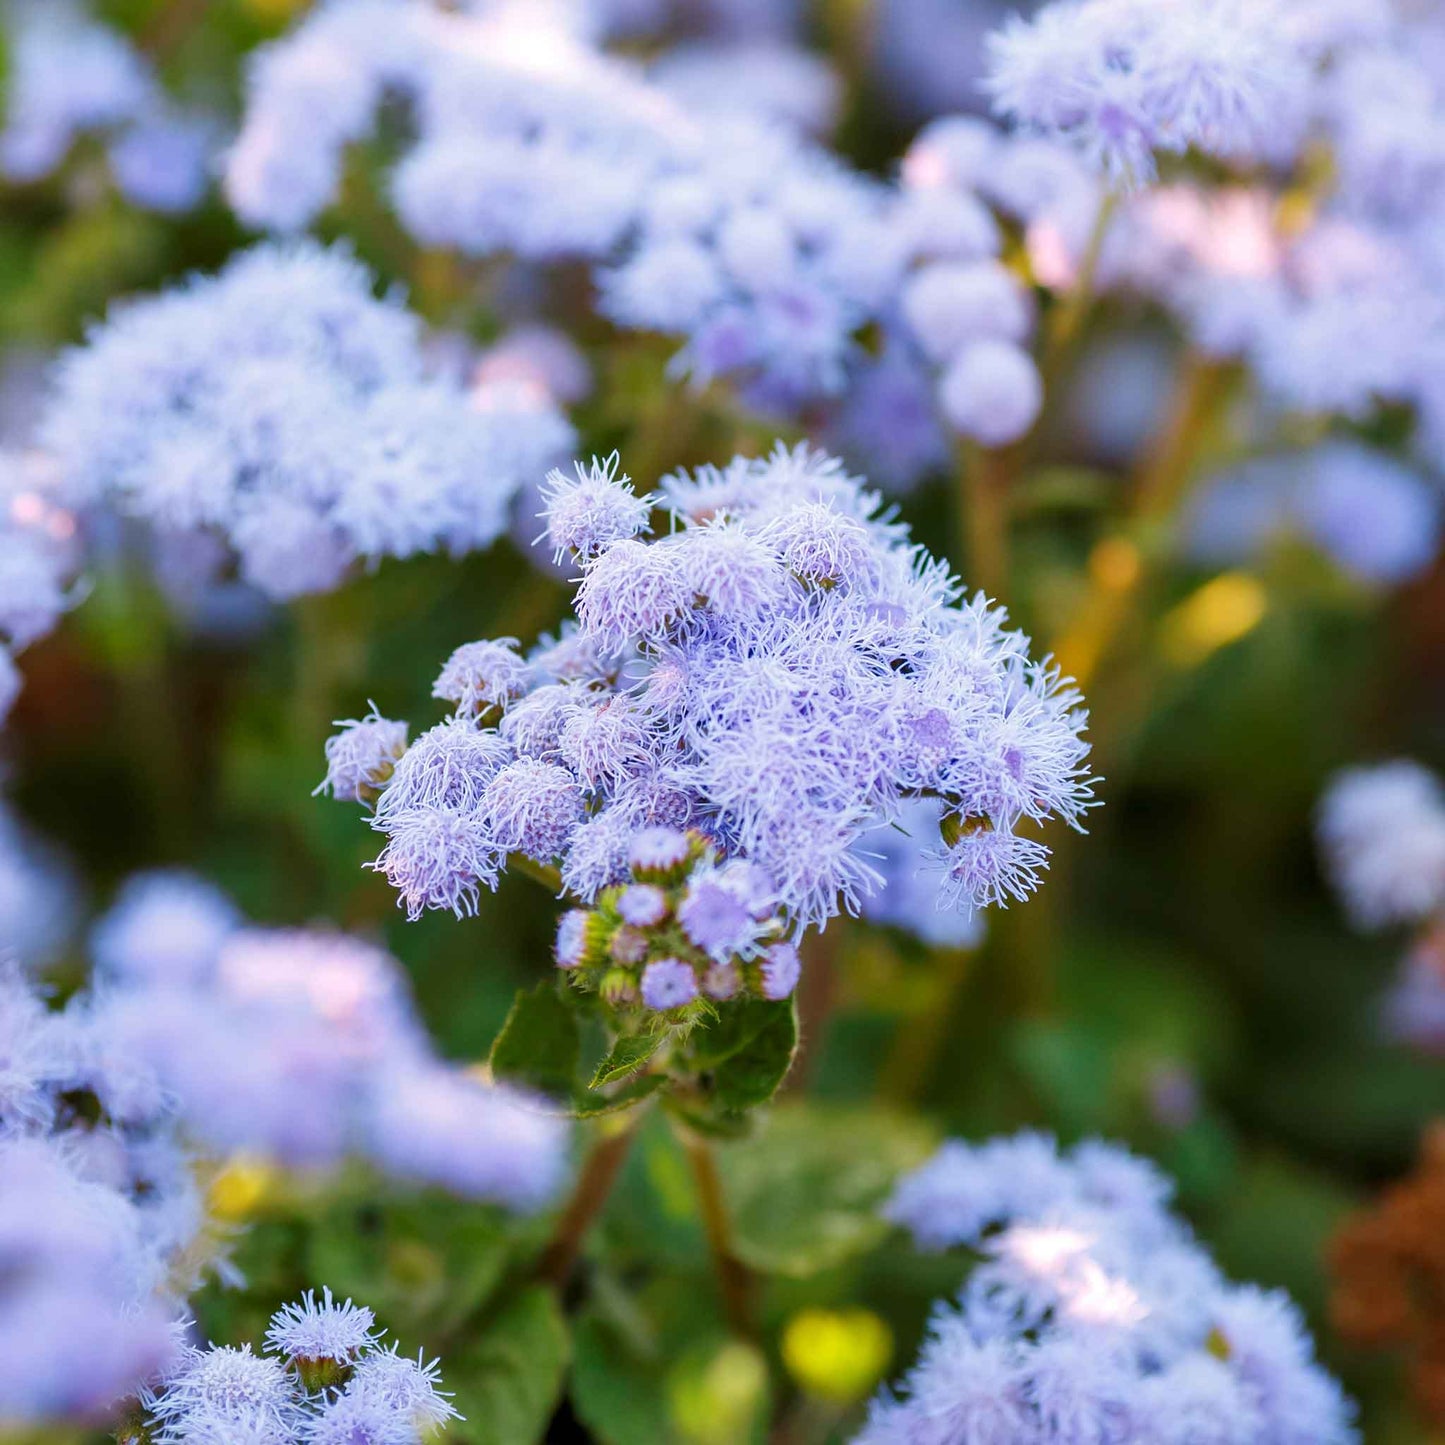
[865, 1132, 1355, 1444]
[140, 1296, 459, 1442]
[342, 443, 1092, 1017]
[317, 708, 409, 805]
[264, 1288, 377, 1390]
[103, 910, 569, 1208]
[986, 0, 1312, 185]
[43, 241, 572, 602]
[541, 453, 654, 564]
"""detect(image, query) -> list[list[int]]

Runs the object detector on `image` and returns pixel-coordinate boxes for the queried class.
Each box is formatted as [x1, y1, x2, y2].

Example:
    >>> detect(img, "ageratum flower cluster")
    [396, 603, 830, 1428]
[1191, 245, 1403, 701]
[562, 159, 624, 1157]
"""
[326, 445, 1091, 981]
[129, 1290, 457, 1444]
[94, 871, 569, 1208]
[0, 965, 207, 1421]
[553, 825, 801, 1011]
[1318, 762, 1445, 1056]
[865, 1133, 1355, 1444]
[43, 241, 572, 600]
[0, 0, 214, 213]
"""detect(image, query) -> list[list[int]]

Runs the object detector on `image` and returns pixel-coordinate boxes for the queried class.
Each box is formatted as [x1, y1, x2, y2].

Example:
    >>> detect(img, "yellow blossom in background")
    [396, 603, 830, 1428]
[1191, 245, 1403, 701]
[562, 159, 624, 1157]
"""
[206, 1154, 277, 1221]
[782, 1307, 893, 1405]
[1159, 572, 1267, 669]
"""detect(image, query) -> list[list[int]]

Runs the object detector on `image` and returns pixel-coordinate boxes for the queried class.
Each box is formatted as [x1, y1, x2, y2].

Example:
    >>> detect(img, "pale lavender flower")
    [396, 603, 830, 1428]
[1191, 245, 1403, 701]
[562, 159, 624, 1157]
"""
[104, 918, 568, 1205]
[540, 454, 653, 564]
[868, 1133, 1354, 1445]
[630, 826, 693, 878]
[555, 909, 590, 968]
[109, 107, 215, 215]
[937, 340, 1044, 447]
[757, 941, 801, 1000]
[900, 260, 1034, 364]
[641, 956, 700, 1010]
[986, 0, 1311, 185]
[45, 242, 571, 601]
[935, 822, 1052, 913]
[678, 865, 772, 961]
[433, 639, 531, 718]
[265, 1289, 376, 1365]
[317, 709, 409, 805]
[482, 760, 586, 860]
[618, 884, 668, 927]
[1381, 939, 1445, 1053]
[371, 807, 501, 921]
[0, 450, 82, 700]
[649, 40, 840, 136]
[858, 801, 988, 950]
[90, 870, 240, 990]
[0, 2, 148, 184]
[365, 1064, 569, 1210]
[475, 324, 593, 408]
[1318, 761, 1445, 930]
[351, 443, 1090, 966]
[143, 1299, 459, 1444]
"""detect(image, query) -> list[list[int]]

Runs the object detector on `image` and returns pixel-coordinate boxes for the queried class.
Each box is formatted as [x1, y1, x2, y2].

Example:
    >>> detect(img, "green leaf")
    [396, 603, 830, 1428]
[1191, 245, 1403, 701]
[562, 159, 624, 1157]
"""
[490, 983, 580, 1099]
[450, 1288, 571, 1445]
[305, 1194, 513, 1338]
[719, 1105, 937, 1277]
[590, 1030, 666, 1089]
[570, 1309, 673, 1445]
[709, 1000, 797, 1115]
[572, 1072, 667, 1118]
[687, 999, 786, 1071]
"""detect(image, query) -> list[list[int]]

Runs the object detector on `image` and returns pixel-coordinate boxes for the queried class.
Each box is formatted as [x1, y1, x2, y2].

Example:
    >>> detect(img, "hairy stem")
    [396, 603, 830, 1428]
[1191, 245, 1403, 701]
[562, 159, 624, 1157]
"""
[680, 1129, 757, 1341]
[536, 1115, 642, 1291]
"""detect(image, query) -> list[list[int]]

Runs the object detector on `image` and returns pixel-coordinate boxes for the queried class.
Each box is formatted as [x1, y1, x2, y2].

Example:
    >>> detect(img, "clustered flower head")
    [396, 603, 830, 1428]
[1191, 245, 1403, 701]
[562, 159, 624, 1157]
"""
[91, 872, 569, 1209]
[336, 444, 1091, 963]
[1187, 443, 1442, 588]
[42, 240, 573, 601]
[1317, 761, 1445, 932]
[134, 1290, 458, 1444]
[0, 965, 203, 1421]
[228, 0, 679, 248]
[986, 0, 1311, 185]
[1317, 761, 1445, 1056]
[0, 0, 214, 212]
[864, 1132, 1355, 1444]
[553, 825, 800, 1012]
[0, 449, 82, 724]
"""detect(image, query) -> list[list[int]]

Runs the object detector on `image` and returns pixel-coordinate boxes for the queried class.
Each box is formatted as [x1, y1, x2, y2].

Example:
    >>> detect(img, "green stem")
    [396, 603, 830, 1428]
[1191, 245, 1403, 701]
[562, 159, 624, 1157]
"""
[879, 943, 977, 1106]
[509, 852, 564, 895]
[536, 1115, 643, 1290]
[1054, 354, 1236, 690]
[1040, 190, 1119, 391]
[680, 1128, 757, 1341]
[957, 440, 1013, 602]
[292, 590, 362, 764]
